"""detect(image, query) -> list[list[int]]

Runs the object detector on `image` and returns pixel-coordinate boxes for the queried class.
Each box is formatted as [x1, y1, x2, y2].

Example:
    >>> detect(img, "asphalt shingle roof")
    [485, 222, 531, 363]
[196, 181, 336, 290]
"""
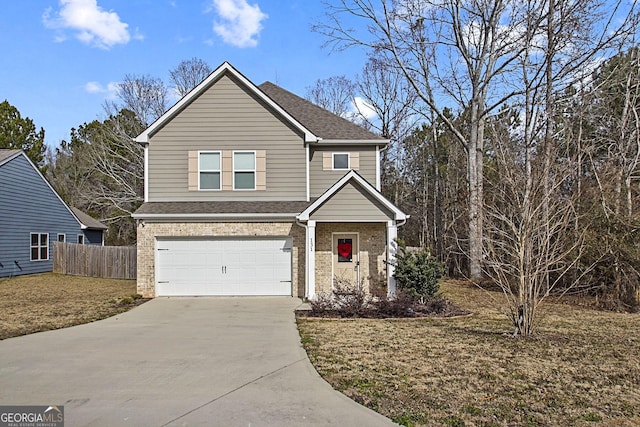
[71, 207, 108, 230]
[258, 82, 385, 141]
[134, 200, 315, 216]
[0, 149, 20, 164]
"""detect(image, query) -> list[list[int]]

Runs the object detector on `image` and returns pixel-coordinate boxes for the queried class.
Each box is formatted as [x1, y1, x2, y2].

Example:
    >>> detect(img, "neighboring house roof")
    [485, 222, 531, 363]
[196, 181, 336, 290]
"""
[258, 82, 386, 142]
[297, 170, 408, 222]
[70, 207, 108, 230]
[136, 62, 318, 144]
[133, 201, 314, 220]
[0, 149, 21, 165]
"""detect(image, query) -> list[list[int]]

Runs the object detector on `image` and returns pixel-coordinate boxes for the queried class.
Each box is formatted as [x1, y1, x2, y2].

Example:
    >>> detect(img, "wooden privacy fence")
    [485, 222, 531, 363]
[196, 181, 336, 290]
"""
[53, 242, 136, 280]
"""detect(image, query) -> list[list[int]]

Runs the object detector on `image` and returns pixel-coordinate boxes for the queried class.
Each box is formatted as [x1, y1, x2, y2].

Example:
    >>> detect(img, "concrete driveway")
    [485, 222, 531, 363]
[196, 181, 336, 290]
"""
[0, 297, 396, 426]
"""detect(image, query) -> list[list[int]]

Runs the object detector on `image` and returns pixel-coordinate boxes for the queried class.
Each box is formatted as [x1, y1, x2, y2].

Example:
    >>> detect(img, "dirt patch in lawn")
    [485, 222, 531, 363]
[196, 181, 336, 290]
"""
[297, 280, 640, 427]
[0, 273, 146, 340]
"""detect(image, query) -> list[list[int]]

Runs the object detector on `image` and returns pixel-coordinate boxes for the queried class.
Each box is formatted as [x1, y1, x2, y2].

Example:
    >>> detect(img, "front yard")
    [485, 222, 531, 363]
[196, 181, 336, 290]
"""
[297, 281, 640, 426]
[0, 273, 142, 340]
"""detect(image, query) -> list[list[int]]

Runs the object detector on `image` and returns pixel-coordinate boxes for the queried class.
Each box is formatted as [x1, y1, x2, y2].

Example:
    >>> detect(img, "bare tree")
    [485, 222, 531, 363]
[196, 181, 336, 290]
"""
[170, 57, 212, 98]
[113, 74, 169, 127]
[355, 56, 418, 140]
[85, 110, 145, 227]
[305, 75, 356, 117]
[315, 0, 533, 278]
[479, 0, 639, 334]
[569, 47, 640, 309]
[315, 0, 638, 281]
[483, 112, 587, 335]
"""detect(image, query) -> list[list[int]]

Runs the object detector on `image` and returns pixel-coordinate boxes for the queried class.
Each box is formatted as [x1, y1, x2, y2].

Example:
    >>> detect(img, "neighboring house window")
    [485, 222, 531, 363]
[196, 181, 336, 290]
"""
[199, 151, 221, 190]
[333, 153, 350, 170]
[57, 234, 65, 242]
[77, 235, 84, 244]
[233, 151, 256, 190]
[30, 233, 49, 261]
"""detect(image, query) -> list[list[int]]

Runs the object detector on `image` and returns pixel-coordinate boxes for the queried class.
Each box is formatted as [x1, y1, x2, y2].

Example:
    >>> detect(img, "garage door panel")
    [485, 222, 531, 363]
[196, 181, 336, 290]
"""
[156, 238, 292, 296]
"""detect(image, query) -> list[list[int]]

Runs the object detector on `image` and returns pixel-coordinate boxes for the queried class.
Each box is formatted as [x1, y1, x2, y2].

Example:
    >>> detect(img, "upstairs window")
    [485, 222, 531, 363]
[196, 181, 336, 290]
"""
[57, 234, 66, 243]
[333, 153, 349, 170]
[233, 151, 256, 190]
[322, 152, 359, 171]
[199, 151, 221, 190]
[30, 233, 49, 261]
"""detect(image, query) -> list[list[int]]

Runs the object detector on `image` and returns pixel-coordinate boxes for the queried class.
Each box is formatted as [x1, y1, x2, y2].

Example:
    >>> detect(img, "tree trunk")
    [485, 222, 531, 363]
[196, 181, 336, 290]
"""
[468, 105, 484, 279]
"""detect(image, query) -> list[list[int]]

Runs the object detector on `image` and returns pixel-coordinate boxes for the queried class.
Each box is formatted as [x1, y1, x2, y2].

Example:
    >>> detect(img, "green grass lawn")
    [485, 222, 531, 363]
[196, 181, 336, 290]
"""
[297, 281, 640, 427]
[0, 273, 143, 340]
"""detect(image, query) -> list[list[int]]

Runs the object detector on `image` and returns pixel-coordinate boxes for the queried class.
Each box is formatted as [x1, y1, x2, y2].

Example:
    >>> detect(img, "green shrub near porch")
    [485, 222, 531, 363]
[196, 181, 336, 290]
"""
[393, 242, 444, 303]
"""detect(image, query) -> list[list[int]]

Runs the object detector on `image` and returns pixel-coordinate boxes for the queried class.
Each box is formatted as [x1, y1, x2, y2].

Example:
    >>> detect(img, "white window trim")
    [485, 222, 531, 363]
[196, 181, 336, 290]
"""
[233, 150, 256, 191]
[30, 232, 49, 261]
[198, 150, 222, 191]
[332, 152, 350, 170]
[77, 234, 85, 245]
[57, 233, 66, 243]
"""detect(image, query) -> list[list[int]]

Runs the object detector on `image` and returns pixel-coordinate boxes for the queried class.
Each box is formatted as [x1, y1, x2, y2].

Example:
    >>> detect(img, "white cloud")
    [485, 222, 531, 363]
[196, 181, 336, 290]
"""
[84, 81, 119, 99]
[209, 0, 267, 48]
[352, 97, 377, 120]
[43, 0, 130, 49]
[84, 81, 103, 93]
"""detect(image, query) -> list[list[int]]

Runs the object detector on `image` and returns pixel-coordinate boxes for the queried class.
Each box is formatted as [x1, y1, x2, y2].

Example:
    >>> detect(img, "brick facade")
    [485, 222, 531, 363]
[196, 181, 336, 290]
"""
[314, 222, 387, 295]
[136, 221, 306, 298]
[137, 220, 388, 299]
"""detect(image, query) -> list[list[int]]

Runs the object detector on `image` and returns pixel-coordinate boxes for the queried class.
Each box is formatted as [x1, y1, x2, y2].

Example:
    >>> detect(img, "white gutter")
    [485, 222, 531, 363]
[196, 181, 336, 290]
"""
[313, 139, 389, 145]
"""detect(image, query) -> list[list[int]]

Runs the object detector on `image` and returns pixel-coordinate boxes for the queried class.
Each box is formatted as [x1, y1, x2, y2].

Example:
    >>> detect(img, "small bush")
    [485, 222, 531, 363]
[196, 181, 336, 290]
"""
[309, 292, 337, 315]
[393, 243, 444, 303]
[303, 276, 469, 319]
[309, 279, 371, 317]
[374, 291, 418, 317]
[332, 279, 370, 316]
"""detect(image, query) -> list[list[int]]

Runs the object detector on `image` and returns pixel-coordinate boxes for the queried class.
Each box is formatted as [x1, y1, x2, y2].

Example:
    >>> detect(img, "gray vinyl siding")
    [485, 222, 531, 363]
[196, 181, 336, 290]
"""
[310, 182, 394, 222]
[148, 73, 307, 202]
[0, 154, 86, 278]
[309, 145, 378, 197]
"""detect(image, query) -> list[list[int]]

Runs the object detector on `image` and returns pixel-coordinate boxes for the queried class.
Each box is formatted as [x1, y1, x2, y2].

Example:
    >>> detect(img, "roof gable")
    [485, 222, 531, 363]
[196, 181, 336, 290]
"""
[258, 82, 386, 142]
[297, 170, 407, 222]
[0, 150, 101, 231]
[136, 62, 317, 144]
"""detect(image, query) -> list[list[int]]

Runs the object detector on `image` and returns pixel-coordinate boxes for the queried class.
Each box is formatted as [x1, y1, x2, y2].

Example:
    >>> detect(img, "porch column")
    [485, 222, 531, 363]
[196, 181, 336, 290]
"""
[387, 220, 398, 298]
[306, 220, 316, 299]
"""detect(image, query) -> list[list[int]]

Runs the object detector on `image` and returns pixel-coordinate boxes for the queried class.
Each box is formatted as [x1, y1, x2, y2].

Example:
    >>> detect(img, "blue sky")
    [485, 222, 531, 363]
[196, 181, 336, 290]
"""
[0, 0, 367, 147]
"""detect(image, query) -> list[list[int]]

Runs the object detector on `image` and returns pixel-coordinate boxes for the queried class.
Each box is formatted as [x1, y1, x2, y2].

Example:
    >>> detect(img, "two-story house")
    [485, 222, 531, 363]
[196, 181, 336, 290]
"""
[132, 62, 407, 299]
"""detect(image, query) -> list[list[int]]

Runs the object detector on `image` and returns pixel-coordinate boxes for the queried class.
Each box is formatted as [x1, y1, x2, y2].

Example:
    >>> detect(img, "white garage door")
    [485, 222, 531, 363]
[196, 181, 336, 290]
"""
[155, 238, 292, 296]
